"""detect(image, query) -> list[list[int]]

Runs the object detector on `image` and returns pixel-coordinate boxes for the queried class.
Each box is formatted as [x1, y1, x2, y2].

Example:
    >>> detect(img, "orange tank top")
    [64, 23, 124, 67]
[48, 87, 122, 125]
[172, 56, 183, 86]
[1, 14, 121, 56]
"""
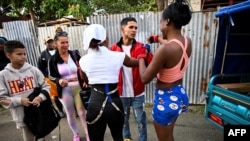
[157, 37, 189, 83]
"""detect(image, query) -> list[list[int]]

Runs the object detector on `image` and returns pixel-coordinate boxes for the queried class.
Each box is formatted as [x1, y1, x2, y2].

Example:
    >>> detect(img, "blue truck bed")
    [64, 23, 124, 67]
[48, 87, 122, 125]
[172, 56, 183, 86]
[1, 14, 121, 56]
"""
[205, 1, 250, 130]
[205, 74, 250, 129]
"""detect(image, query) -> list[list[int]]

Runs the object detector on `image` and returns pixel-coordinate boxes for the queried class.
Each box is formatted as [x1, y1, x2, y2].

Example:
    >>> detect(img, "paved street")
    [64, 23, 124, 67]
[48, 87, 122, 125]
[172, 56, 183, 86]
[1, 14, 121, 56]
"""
[0, 105, 223, 141]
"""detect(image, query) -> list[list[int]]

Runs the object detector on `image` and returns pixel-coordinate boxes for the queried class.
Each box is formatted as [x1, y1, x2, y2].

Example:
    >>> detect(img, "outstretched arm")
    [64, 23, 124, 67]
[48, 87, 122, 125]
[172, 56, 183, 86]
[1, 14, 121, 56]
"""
[147, 35, 168, 44]
[138, 45, 167, 84]
[123, 55, 138, 67]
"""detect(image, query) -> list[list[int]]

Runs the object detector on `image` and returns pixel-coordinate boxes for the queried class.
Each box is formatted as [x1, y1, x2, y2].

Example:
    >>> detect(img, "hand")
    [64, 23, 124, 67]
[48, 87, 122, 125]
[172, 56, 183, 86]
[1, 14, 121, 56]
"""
[0, 97, 10, 105]
[21, 98, 32, 107]
[147, 35, 159, 43]
[32, 96, 42, 107]
[82, 82, 89, 88]
[59, 79, 68, 87]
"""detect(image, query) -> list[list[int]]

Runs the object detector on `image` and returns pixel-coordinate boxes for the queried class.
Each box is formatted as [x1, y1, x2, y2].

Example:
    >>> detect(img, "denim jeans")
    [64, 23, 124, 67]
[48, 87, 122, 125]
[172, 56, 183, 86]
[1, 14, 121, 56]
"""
[121, 95, 147, 141]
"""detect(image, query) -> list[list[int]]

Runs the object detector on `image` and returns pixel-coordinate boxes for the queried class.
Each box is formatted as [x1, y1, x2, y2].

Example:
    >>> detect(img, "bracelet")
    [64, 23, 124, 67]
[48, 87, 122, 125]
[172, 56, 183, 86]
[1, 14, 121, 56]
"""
[153, 35, 159, 43]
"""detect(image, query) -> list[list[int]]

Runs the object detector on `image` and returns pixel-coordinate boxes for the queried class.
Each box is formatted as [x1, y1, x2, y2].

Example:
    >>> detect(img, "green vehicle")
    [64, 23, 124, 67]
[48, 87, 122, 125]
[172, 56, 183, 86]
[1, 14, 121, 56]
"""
[205, 1, 250, 130]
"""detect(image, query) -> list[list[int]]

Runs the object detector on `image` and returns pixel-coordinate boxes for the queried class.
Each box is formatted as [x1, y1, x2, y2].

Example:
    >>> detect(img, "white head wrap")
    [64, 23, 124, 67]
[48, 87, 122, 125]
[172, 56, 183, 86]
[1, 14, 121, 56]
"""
[83, 24, 107, 50]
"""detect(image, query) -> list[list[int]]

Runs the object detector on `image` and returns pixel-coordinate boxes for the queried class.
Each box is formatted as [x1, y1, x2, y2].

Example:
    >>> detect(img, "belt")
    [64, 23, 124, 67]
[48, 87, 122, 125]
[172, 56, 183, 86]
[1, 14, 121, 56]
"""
[93, 87, 118, 95]
[87, 87, 123, 125]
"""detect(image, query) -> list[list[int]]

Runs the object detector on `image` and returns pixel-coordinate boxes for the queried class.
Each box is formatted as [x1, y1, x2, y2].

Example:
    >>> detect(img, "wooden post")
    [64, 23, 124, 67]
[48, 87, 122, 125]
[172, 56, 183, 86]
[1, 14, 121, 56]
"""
[164, 0, 168, 9]
[29, 10, 37, 25]
[157, 0, 168, 11]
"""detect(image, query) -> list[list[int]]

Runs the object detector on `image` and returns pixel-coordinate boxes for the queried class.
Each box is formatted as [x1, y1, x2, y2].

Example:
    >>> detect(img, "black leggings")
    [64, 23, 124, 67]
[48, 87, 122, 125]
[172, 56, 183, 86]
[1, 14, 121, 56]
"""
[86, 84, 124, 141]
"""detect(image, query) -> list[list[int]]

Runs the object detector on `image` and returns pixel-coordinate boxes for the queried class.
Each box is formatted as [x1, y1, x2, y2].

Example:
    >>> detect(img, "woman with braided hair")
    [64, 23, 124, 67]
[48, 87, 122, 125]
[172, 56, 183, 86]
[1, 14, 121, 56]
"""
[138, 0, 192, 141]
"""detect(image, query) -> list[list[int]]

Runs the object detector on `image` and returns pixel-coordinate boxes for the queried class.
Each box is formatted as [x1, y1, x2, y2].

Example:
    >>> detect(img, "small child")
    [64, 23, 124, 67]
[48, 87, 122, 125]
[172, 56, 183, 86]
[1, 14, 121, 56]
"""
[0, 40, 52, 141]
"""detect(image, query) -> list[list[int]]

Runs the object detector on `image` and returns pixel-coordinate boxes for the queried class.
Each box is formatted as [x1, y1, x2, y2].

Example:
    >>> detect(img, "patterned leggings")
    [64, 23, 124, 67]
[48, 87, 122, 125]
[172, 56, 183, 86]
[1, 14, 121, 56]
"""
[60, 85, 88, 137]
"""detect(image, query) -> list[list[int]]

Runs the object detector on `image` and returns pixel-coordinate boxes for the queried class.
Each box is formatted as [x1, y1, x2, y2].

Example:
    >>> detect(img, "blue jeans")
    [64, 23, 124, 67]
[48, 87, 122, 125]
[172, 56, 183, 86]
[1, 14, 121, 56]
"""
[121, 95, 147, 141]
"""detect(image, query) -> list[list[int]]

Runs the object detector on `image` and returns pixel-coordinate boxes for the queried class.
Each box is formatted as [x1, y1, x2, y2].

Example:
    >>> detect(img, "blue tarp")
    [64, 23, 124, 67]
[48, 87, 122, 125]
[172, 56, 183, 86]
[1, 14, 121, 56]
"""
[216, 0, 250, 17]
[211, 1, 250, 81]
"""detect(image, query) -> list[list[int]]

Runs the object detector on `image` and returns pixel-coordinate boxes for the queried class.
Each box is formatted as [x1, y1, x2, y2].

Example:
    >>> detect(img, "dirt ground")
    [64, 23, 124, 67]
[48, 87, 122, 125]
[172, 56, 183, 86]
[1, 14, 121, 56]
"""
[0, 105, 223, 141]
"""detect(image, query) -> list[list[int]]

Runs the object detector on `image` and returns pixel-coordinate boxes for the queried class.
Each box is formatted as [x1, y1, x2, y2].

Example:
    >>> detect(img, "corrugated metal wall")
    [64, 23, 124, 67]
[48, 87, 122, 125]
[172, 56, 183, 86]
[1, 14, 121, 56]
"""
[183, 11, 218, 104]
[88, 10, 218, 104]
[2, 20, 40, 67]
[37, 25, 89, 56]
[1, 22, 89, 66]
[1, 10, 218, 104]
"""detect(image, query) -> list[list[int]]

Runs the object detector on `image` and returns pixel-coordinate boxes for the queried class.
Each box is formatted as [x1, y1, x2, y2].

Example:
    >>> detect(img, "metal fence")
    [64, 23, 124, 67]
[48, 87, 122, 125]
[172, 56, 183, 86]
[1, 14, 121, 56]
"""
[88, 10, 218, 104]
[2, 20, 40, 67]
[1, 10, 218, 104]
[37, 25, 89, 56]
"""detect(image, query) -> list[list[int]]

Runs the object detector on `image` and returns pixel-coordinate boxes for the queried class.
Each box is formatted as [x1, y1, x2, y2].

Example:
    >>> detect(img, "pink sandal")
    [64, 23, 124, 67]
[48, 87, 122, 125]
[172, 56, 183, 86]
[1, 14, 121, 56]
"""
[86, 136, 90, 141]
[73, 133, 80, 141]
